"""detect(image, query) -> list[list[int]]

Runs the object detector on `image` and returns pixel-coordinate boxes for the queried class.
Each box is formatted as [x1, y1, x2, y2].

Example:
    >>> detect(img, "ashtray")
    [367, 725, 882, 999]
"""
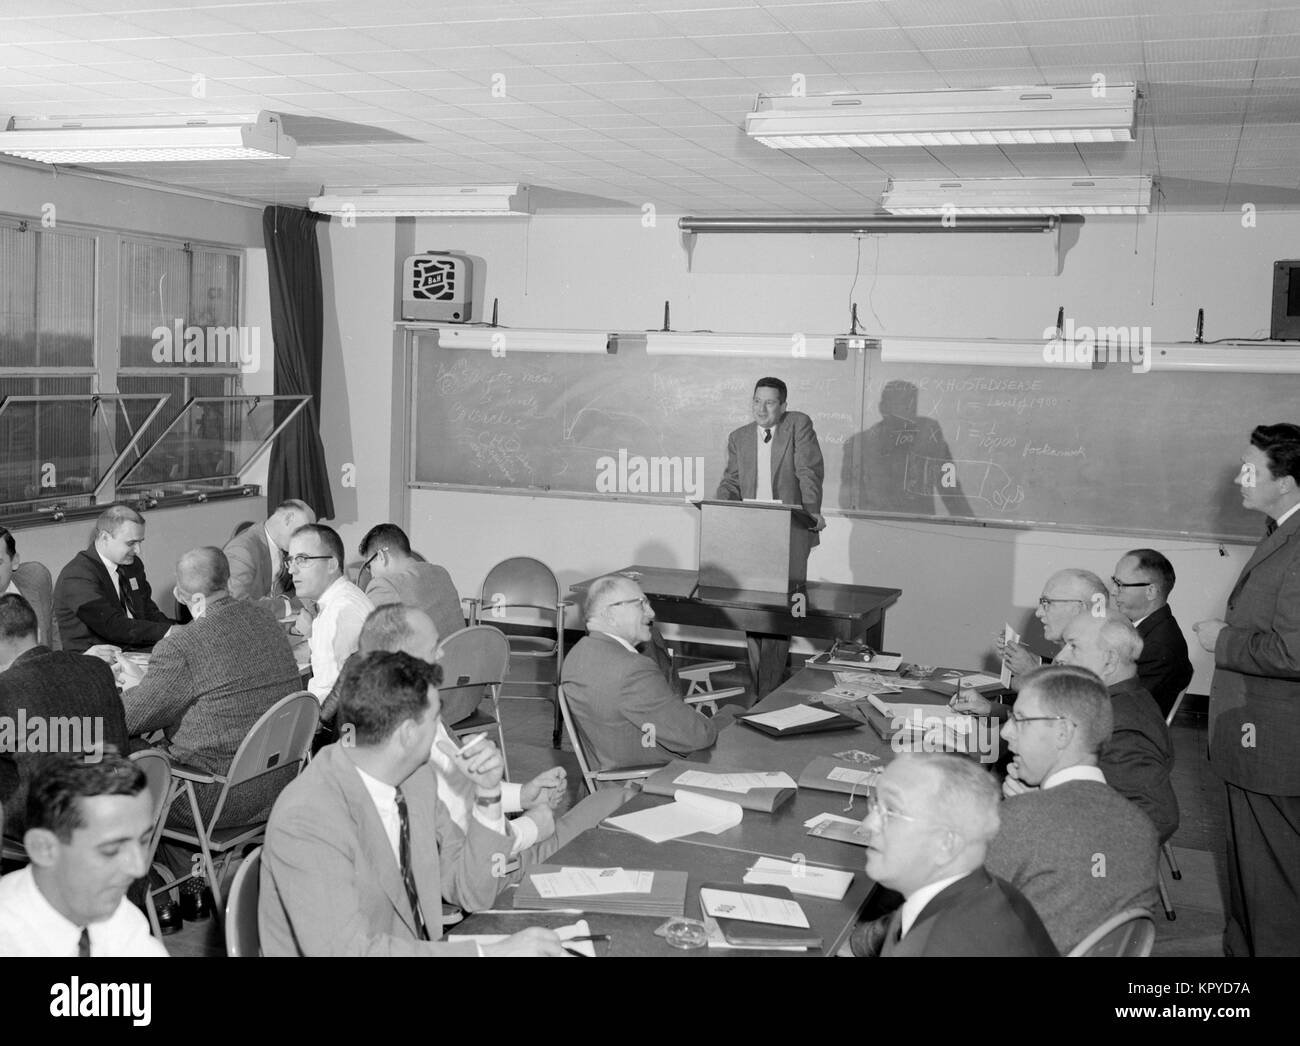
[654, 916, 707, 950]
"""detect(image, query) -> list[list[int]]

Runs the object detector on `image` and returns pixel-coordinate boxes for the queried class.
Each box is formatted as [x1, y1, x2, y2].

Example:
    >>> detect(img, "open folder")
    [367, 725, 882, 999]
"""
[604, 789, 744, 843]
[640, 761, 797, 812]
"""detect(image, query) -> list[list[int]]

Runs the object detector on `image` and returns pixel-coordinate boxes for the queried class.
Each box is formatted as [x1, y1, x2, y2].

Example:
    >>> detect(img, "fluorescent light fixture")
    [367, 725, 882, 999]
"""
[1145, 344, 1300, 373]
[883, 176, 1152, 216]
[882, 337, 1096, 370]
[309, 184, 532, 217]
[746, 84, 1136, 148]
[434, 326, 611, 354]
[644, 332, 844, 360]
[1, 111, 295, 162]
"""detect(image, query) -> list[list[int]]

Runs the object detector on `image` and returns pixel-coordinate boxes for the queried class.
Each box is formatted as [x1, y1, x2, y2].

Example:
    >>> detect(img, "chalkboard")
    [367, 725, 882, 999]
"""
[412, 334, 1294, 541]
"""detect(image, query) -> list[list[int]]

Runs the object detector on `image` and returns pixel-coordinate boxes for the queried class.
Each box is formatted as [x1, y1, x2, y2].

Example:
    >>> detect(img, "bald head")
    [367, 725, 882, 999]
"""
[176, 547, 230, 596]
[359, 604, 440, 664]
[267, 500, 317, 548]
[1054, 611, 1143, 686]
[1035, 568, 1111, 642]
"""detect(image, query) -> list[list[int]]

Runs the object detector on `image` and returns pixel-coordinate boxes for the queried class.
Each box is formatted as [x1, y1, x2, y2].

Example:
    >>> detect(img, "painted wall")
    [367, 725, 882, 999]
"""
[319, 209, 1300, 691]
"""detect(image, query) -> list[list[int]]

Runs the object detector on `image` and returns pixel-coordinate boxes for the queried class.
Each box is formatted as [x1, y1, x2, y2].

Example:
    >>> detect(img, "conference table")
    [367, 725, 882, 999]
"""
[455, 666, 913, 956]
[570, 565, 903, 696]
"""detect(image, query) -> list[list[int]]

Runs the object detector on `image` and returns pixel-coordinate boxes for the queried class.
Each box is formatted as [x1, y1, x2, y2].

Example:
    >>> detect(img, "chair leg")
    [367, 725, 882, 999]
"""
[184, 782, 225, 915]
[552, 689, 563, 749]
[1156, 867, 1176, 921]
[1162, 840, 1182, 880]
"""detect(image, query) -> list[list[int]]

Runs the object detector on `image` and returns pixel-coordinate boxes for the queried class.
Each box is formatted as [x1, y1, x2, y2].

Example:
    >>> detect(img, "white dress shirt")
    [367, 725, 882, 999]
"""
[1275, 502, 1300, 529]
[0, 865, 167, 957]
[426, 723, 527, 850]
[755, 425, 775, 501]
[595, 630, 638, 655]
[1040, 764, 1106, 790]
[306, 576, 373, 700]
[899, 872, 967, 938]
[98, 549, 132, 617]
[3, 579, 18, 596]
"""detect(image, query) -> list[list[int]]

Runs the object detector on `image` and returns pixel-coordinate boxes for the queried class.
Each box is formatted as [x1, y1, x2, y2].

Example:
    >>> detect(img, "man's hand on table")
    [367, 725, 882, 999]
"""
[481, 927, 569, 957]
[520, 803, 556, 841]
[949, 689, 993, 716]
[83, 644, 121, 665]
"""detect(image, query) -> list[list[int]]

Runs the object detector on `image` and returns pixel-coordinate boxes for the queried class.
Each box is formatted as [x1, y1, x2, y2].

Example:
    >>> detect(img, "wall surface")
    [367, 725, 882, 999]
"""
[319, 209, 1300, 692]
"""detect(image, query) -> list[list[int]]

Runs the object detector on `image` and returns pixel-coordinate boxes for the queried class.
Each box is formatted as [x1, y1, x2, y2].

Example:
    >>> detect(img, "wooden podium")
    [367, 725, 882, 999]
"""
[695, 499, 815, 593]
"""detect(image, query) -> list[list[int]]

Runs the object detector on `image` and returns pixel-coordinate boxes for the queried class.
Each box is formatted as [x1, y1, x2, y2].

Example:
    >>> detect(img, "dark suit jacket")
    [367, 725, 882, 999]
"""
[12, 561, 56, 650]
[1210, 511, 1300, 796]
[1136, 603, 1194, 718]
[0, 646, 129, 836]
[259, 743, 513, 956]
[1103, 677, 1180, 843]
[716, 411, 825, 547]
[561, 632, 719, 769]
[53, 549, 174, 654]
[850, 867, 1057, 957]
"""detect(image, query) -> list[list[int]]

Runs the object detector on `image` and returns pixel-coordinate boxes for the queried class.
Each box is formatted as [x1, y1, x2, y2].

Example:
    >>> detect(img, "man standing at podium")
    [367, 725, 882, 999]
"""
[716, 377, 825, 696]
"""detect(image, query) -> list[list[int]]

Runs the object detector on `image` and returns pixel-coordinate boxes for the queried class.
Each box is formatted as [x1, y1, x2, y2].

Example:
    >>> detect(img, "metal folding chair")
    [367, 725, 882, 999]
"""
[1154, 689, 1187, 920]
[150, 691, 319, 920]
[129, 748, 175, 938]
[224, 845, 263, 957]
[557, 684, 665, 795]
[1067, 908, 1156, 957]
[465, 557, 571, 748]
[438, 625, 511, 778]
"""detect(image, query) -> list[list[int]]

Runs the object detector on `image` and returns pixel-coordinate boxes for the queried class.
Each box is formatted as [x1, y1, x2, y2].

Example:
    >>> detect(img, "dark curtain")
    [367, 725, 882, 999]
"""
[263, 205, 335, 518]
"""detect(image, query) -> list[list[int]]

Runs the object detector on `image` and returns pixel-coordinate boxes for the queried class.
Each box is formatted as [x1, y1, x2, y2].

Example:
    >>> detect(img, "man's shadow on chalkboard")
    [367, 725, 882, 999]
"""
[841, 381, 976, 518]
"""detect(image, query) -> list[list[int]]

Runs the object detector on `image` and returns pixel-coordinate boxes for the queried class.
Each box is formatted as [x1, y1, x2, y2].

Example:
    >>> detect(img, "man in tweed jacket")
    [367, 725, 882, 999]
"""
[122, 547, 302, 829]
[987, 664, 1159, 953]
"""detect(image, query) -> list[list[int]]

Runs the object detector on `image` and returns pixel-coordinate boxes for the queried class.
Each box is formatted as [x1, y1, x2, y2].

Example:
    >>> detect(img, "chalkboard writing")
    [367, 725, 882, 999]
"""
[413, 334, 1287, 541]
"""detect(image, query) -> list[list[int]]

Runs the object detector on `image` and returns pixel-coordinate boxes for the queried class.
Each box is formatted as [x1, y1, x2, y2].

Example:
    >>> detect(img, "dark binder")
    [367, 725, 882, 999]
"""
[738, 702, 860, 738]
[698, 882, 822, 949]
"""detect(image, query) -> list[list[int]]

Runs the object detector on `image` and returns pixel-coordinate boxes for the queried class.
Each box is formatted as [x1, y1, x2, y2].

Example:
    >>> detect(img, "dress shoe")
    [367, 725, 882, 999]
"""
[155, 901, 183, 935]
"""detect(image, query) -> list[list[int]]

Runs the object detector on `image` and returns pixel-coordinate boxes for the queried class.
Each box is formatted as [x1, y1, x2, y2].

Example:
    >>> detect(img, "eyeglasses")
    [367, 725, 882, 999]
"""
[607, 597, 651, 611]
[865, 792, 926, 830]
[288, 554, 333, 569]
[1110, 576, 1150, 589]
[1006, 712, 1071, 728]
[361, 549, 383, 573]
[1037, 596, 1085, 608]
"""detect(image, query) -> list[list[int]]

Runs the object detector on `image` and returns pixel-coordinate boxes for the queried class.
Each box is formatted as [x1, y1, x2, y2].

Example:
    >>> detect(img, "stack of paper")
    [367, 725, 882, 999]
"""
[449, 920, 599, 956]
[743, 857, 854, 901]
[639, 763, 797, 812]
[699, 884, 821, 948]
[513, 865, 688, 917]
[604, 789, 742, 843]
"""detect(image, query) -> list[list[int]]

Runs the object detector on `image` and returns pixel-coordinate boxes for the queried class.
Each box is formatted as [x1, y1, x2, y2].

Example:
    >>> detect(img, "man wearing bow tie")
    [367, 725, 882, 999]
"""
[53, 506, 176, 654]
[1194, 423, 1300, 956]
[716, 377, 826, 696]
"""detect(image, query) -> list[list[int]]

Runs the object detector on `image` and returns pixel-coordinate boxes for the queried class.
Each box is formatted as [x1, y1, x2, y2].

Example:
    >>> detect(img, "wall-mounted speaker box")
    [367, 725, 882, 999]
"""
[1271, 260, 1300, 340]
[402, 251, 474, 322]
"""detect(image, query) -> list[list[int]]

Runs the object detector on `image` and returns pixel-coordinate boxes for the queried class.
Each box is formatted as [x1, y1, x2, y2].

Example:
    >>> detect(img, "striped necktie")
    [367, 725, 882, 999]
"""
[1266, 518, 1278, 537]
[394, 787, 430, 941]
[78, 927, 91, 957]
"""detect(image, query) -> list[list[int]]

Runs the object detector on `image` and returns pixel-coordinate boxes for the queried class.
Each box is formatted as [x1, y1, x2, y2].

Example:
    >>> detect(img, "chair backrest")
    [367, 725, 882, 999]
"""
[1164, 689, 1186, 728]
[129, 748, 173, 863]
[1067, 908, 1156, 957]
[439, 625, 511, 687]
[224, 846, 262, 957]
[479, 557, 560, 614]
[209, 692, 320, 826]
[556, 684, 599, 794]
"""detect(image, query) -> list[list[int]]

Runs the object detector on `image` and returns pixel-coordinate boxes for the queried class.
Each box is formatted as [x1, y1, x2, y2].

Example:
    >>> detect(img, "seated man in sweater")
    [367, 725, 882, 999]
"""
[561, 574, 736, 770]
[986, 664, 1160, 952]
[846, 752, 1057, 957]
[1051, 612, 1180, 842]
[352, 604, 630, 869]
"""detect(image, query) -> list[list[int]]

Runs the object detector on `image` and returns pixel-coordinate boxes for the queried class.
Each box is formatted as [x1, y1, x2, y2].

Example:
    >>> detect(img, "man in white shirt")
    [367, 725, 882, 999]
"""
[844, 753, 1056, 957]
[0, 754, 167, 957]
[985, 664, 1159, 952]
[353, 604, 631, 867]
[288, 523, 373, 701]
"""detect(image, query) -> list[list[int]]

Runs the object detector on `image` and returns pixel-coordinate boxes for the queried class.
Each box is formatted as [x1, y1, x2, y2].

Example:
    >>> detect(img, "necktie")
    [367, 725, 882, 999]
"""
[115, 567, 132, 615]
[880, 910, 903, 957]
[763, 427, 772, 444]
[276, 549, 294, 597]
[394, 787, 430, 941]
[1266, 518, 1278, 537]
[78, 928, 90, 957]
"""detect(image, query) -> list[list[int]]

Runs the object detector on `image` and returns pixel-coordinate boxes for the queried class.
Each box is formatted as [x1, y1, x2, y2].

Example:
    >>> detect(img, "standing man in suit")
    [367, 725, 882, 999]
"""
[0, 594, 129, 838]
[562, 574, 735, 770]
[1110, 549, 1194, 718]
[223, 499, 315, 605]
[1194, 423, 1300, 956]
[0, 526, 56, 649]
[846, 752, 1057, 957]
[53, 506, 175, 654]
[715, 377, 825, 696]
[259, 650, 564, 956]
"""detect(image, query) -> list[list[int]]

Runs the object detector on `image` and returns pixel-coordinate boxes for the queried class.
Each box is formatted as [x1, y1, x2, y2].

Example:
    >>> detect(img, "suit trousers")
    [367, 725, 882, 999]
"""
[1223, 782, 1300, 956]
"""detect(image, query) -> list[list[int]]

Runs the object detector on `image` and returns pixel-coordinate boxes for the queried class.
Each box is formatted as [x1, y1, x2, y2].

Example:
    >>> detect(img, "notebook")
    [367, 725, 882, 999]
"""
[513, 865, 687, 917]
[797, 755, 883, 797]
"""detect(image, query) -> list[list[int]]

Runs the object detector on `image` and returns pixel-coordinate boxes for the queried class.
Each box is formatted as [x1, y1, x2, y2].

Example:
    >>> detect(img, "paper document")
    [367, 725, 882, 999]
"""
[804, 812, 864, 829]
[605, 790, 743, 844]
[673, 770, 796, 794]
[827, 766, 879, 787]
[744, 704, 839, 730]
[866, 694, 974, 736]
[530, 867, 653, 898]
[1000, 624, 1020, 688]
[700, 887, 810, 928]
[744, 858, 854, 901]
[450, 920, 598, 956]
